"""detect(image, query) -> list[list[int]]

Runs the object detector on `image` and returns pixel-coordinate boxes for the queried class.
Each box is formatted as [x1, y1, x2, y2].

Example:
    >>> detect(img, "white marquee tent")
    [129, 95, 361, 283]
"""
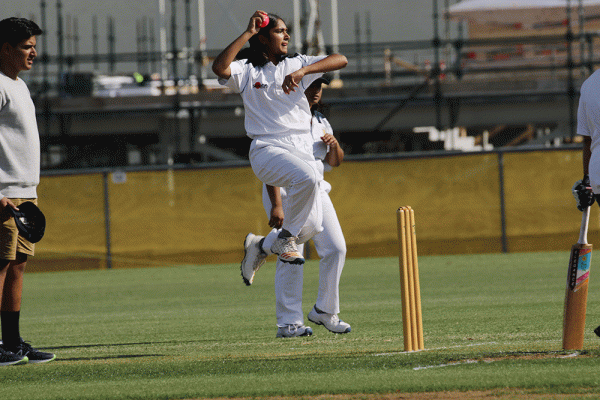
[447, 0, 600, 25]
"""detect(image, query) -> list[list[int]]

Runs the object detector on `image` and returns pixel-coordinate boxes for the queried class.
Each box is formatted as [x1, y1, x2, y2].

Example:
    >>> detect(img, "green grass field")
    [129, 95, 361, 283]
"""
[2, 251, 600, 400]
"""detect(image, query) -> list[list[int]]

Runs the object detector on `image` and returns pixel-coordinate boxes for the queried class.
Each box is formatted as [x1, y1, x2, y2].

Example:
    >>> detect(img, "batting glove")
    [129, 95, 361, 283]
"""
[572, 175, 595, 211]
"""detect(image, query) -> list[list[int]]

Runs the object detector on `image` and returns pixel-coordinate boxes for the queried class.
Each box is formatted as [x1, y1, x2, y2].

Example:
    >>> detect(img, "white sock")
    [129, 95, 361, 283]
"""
[261, 228, 280, 255]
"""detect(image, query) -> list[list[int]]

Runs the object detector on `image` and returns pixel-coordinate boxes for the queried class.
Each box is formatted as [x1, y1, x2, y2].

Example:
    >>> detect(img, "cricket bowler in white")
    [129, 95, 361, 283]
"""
[212, 9, 348, 332]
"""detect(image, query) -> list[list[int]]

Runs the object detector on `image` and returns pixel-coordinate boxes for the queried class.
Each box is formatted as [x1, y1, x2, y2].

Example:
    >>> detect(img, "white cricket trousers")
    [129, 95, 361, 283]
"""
[263, 183, 347, 326]
[250, 137, 323, 239]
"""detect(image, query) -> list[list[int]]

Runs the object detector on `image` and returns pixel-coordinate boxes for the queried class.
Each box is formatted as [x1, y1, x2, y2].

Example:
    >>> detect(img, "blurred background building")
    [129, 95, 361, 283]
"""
[3, 0, 597, 267]
[1, 0, 597, 170]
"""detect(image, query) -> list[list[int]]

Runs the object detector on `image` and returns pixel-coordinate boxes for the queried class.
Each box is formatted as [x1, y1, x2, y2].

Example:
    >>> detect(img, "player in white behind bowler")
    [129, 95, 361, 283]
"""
[262, 77, 351, 337]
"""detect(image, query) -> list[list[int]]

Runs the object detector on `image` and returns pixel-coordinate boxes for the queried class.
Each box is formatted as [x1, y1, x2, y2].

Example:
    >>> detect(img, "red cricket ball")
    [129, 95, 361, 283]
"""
[260, 14, 269, 28]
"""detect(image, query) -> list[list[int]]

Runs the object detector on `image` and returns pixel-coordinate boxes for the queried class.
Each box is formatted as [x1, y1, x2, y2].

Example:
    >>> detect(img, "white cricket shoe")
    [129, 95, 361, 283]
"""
[307, 306, 351, 334]
[240, 233, 267, 286]
[276, 324, 313, 338]
[270, 236, 304, 264]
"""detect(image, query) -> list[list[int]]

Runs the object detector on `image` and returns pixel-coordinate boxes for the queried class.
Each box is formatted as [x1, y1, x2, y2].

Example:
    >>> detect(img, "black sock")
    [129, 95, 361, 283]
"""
[1, 311, 21, 347]
[278, 229, 292, 238]
[258, 238, 266, 254]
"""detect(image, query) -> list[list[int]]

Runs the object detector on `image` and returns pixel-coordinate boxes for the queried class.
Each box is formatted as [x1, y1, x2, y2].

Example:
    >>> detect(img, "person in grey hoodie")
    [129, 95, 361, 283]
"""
[0, 17, 54, 365]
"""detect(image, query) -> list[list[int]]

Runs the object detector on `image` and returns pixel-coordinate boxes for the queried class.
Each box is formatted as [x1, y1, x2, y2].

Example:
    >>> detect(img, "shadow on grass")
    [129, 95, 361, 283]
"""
[56, 354, 164, 362]
[40, 340, 218, 362]
[42, 339, 216, 351]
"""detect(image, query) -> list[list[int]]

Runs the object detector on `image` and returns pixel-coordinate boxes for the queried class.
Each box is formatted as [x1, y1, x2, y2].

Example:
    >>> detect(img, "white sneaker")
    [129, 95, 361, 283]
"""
[240, 233, 267, 286]
[276, 324, 313, 338]
[270, 236, 304, 264]
[307, 306, 351, 334]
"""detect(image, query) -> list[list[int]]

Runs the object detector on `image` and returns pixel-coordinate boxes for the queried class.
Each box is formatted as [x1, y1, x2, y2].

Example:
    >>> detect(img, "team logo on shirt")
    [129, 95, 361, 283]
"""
[254, 82, 268, 89]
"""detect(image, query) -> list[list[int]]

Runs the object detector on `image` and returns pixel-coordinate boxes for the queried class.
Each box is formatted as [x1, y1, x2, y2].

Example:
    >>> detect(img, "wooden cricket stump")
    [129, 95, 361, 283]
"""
[397, 206, 424, 352]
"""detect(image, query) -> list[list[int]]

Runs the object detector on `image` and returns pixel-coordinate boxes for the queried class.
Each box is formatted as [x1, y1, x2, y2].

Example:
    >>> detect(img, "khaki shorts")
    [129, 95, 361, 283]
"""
[0, 198, 36, 260]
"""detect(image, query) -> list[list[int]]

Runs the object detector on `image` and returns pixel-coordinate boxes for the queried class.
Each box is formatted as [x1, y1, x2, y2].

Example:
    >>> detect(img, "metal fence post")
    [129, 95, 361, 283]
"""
[433, 0, 443, 131]
[498, 151, 508, 253]
[567, 0, 576, 139]
[103, 171, 112, 269]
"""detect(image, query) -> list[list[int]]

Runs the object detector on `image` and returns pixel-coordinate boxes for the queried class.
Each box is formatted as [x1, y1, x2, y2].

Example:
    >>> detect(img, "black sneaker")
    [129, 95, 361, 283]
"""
[6, 340, 55, 364]
[0, 346, 28, 366]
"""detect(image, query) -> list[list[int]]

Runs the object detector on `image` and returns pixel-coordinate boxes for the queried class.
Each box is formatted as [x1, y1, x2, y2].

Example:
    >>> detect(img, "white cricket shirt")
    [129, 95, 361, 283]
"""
[310, 111, 333, 168]
[219, 54, 327, 139]
[578, 69, 600, 191]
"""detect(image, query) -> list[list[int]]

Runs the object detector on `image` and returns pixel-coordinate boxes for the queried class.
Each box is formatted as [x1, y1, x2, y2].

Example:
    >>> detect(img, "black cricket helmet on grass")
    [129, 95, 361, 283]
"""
[8, 201, 46, 243]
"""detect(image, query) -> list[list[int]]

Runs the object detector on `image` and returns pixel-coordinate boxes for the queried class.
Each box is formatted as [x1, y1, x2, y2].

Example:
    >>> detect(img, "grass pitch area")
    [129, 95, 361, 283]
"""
[2, 251, 600, 400]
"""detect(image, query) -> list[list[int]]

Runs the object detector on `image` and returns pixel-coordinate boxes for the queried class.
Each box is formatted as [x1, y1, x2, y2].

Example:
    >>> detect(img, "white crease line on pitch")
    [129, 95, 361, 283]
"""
[373, 341, 499, 356]
[413, 359, 496, 370]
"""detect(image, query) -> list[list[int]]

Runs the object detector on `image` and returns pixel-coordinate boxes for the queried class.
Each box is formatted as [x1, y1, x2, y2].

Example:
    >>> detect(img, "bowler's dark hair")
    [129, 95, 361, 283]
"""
[236, 13, 289, 68]
[0, 18, 43, 48]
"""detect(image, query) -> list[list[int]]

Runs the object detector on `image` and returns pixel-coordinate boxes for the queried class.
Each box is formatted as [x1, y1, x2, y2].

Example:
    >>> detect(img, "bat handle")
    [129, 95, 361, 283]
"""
[579, 206, 591, 245]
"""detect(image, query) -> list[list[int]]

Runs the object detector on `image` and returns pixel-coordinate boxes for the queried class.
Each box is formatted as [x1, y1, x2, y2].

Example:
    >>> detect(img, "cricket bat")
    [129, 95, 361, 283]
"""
[562, 206, 593, 350]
